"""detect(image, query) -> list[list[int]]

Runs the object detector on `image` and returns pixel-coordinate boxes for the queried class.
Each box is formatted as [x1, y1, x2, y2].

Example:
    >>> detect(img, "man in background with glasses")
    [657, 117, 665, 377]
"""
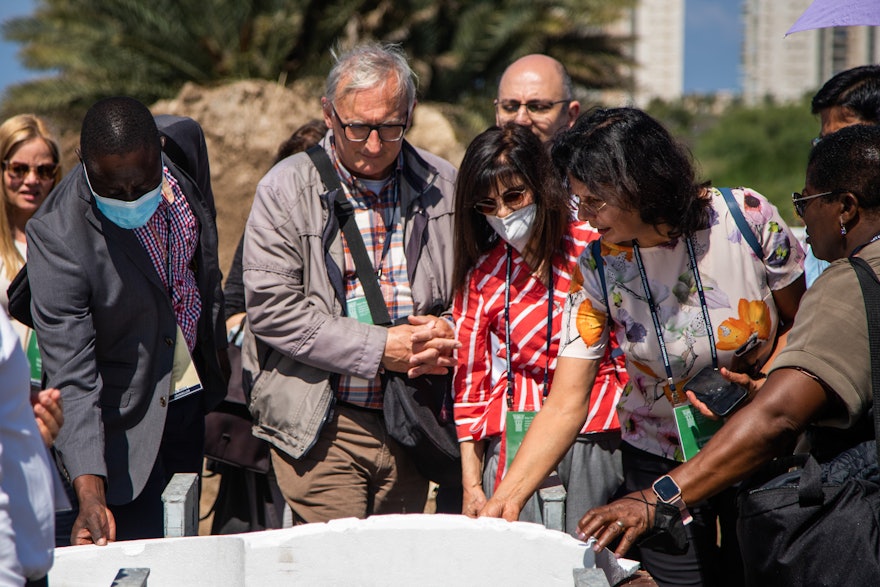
[801, 65, 880, 287]
[495, 54, 581, 145]
[242, 42, 459, 523]
[491, 55, 626, 536]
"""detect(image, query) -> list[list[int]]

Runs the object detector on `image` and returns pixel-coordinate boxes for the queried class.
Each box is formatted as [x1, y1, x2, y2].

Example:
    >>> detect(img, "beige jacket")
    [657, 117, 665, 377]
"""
[242, 135, 457, 459]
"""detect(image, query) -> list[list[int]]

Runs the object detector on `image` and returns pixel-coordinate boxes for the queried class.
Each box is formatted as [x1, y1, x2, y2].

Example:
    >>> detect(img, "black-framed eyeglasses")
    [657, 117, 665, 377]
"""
[574, 193, 607, 216]
[2, 160, 58, 181]
[331, 106, 407, 142]
[494, 99, 570, 117]
[791, 189, 851, 218]
[474, 188, 527, 215]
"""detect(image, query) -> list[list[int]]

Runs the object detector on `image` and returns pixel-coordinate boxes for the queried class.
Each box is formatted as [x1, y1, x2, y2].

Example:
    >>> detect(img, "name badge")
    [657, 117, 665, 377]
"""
[25, 329, 42, 389]
[347, 296, 374, 324]
[169, 325, 202, 402]
[505, 410, 538, 471]
[672, 403, 723, 461]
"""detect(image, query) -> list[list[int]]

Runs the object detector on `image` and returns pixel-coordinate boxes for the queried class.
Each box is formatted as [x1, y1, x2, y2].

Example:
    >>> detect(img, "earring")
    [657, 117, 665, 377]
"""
[840, 220, 848, 236]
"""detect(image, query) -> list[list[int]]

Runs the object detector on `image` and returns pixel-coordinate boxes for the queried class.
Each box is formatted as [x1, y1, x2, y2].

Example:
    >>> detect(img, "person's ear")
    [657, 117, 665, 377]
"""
[567, 100, 581, 127]
[321, 97, 334, 131]
[839, 191, 860, 224]
[406, 100, 418, 130]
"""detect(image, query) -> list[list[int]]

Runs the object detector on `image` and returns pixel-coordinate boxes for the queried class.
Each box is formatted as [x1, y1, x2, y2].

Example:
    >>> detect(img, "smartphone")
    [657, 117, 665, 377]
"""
[683, 366, 748, 417]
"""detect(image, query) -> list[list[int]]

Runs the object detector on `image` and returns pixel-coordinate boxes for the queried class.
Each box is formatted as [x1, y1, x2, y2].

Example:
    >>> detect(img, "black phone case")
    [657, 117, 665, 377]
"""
[683, 367, 748, 417]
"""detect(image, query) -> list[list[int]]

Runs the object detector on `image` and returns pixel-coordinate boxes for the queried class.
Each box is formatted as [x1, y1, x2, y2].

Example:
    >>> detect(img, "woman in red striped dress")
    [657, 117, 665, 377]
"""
[451, 124, 627, 535]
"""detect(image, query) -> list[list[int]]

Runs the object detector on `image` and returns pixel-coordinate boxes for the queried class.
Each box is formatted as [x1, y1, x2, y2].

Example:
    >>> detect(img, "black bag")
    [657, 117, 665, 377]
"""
[204, 320, 271, 474]
[735, 256, 880, 586]
[382, 371, 462, 486]
[7, 264, 33, 329]
[737, 451, 880, 586]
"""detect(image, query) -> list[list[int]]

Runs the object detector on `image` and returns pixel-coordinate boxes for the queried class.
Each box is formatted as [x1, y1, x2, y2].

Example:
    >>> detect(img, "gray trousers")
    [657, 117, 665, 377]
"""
[482, 430, 623, 536]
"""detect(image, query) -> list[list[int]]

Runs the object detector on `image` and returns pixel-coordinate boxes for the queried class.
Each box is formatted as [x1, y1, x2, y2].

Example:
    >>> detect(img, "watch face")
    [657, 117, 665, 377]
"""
[653, 475, 681, 502]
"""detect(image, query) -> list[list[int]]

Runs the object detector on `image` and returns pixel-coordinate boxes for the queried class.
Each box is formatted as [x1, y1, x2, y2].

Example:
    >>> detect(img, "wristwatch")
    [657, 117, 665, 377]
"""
[652, 475, 693, 525]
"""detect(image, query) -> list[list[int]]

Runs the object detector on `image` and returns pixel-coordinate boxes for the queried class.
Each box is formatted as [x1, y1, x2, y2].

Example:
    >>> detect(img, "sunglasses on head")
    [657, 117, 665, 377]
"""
[473, 188, 527, 215]
[2, 160, 58, 181]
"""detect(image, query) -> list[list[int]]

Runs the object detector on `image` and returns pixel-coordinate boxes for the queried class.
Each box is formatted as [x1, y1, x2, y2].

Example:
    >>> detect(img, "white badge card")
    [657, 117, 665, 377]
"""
[169, 325, 202, 402]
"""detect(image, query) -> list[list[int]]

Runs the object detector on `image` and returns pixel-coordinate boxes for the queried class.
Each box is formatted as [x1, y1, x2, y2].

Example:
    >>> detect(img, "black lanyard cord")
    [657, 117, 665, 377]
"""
[632, 236, 714, 404]
[504, 245, 555, 409]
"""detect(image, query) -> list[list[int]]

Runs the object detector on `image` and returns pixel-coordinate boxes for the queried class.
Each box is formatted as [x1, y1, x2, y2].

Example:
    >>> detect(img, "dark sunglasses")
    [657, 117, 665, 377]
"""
[2, 160, 58, 181]
[474, 188, 527, 215]
[791, 189, 851, 218]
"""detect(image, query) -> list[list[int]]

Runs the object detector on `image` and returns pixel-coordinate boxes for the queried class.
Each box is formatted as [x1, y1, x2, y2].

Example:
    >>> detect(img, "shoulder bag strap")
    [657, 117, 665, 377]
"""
[719, 187, 762, 259]
[306, 145, 391, 326]
[848, 256, 880, 459]
[590, 239, 612, 320]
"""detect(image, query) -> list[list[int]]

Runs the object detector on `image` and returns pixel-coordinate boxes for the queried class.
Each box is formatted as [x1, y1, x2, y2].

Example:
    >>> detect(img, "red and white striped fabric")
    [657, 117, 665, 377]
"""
[453, 221, 625, 446]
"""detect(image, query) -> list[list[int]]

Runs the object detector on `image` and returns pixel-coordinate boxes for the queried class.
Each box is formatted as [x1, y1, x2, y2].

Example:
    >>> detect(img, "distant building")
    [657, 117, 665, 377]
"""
[597, 0, 685, 107]
[743, 0, 880, 105]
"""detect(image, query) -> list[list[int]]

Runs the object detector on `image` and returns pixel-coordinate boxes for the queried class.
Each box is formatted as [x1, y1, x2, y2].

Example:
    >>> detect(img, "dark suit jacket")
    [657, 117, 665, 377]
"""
[27, 116, 227, 504]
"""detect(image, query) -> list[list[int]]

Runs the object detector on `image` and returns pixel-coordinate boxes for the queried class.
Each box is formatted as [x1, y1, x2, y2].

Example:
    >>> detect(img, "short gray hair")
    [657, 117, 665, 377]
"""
[325, 42, 417, 113]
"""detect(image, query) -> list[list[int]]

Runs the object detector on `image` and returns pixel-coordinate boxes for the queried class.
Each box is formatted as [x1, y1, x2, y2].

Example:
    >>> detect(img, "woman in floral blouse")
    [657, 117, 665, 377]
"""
[482, 108, 806, 586]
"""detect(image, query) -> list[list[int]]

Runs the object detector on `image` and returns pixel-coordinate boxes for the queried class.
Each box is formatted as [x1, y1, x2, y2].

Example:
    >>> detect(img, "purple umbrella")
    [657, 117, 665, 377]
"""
[787, 0, 880, 35]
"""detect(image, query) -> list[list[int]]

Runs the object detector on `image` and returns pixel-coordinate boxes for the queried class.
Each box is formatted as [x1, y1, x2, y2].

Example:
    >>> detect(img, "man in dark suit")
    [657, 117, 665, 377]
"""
[27, 97, 227, 544]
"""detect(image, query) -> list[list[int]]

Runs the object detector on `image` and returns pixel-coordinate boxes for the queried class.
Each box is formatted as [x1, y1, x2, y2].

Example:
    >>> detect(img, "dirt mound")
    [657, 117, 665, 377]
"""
[150, 80, 465, 274]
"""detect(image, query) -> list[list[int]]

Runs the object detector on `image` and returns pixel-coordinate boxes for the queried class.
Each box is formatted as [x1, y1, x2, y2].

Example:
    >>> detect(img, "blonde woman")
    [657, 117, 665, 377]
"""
[0, 115, 61, 329]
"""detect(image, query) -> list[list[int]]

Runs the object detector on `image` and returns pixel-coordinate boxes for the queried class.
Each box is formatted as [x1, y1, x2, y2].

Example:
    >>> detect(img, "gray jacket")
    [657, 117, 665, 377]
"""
[28, 116, 227, 504]
[242, 134, 457, 459]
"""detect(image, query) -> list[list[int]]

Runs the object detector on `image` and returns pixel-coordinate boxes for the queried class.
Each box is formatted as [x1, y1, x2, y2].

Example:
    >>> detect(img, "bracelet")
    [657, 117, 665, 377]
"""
[621, 490, 655, 522]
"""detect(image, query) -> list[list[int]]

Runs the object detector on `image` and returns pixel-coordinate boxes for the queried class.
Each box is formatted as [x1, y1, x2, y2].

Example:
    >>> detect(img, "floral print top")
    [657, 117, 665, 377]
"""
[559, 187, 805, 461]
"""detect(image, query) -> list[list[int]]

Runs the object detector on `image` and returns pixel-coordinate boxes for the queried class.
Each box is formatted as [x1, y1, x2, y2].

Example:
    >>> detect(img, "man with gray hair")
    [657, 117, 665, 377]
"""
[243, 43, 459, 522]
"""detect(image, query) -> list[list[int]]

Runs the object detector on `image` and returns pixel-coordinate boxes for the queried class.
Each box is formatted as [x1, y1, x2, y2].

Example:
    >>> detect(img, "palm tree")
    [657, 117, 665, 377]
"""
[2, 0, 634, 123]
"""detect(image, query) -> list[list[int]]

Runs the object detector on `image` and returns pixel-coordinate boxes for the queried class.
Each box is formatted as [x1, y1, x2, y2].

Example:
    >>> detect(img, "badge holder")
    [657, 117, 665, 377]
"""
[504, 410, 538, 471]
[169, 325, 203, 402]
[672, 403, 723, 461]
[26, 329, 42, 390]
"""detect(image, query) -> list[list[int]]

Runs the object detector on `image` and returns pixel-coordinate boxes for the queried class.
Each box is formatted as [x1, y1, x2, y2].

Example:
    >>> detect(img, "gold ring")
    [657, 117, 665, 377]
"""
[615, 520, 625, 530]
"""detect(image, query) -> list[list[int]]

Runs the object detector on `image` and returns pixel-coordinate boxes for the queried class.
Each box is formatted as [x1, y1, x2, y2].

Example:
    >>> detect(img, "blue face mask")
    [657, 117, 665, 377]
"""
[83, 163, 164, 229]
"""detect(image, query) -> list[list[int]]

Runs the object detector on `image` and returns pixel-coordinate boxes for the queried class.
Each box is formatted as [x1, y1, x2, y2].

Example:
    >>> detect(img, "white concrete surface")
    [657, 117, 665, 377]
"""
[49, 514, 637, 586]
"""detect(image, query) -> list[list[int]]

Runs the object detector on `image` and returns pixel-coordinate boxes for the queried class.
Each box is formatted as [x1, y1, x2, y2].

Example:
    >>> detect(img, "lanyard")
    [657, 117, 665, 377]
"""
[377, 180, 399, 279]
[504, 245, 554, 409]
[342, 176, 399, 279]
[849, 232, 880, 258]
[164, 205, 174, 301]
[632, 236, 717, 404]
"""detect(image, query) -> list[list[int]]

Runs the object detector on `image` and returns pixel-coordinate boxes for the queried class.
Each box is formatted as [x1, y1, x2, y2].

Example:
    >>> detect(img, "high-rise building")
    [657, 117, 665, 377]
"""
[743, 0, 880, 104]
[598, 0, 685, 107]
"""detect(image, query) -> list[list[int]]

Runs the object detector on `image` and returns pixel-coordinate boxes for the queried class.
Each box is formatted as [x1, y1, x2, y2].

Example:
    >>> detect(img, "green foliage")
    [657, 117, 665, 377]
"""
[650, 95, 817, 227]
[2, 0, 634, 125]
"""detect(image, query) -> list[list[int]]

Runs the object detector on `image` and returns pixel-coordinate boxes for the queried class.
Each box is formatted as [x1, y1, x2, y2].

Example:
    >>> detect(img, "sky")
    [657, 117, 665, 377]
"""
[0, 0, 746, 99]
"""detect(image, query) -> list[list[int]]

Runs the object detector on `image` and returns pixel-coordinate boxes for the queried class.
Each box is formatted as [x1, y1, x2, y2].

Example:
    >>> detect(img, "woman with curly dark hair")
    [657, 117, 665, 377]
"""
[483, 108, 806, 586]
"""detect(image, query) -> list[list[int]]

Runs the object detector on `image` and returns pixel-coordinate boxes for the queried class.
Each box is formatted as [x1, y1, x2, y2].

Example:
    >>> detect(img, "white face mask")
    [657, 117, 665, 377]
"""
[485, 203, 536, 253]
